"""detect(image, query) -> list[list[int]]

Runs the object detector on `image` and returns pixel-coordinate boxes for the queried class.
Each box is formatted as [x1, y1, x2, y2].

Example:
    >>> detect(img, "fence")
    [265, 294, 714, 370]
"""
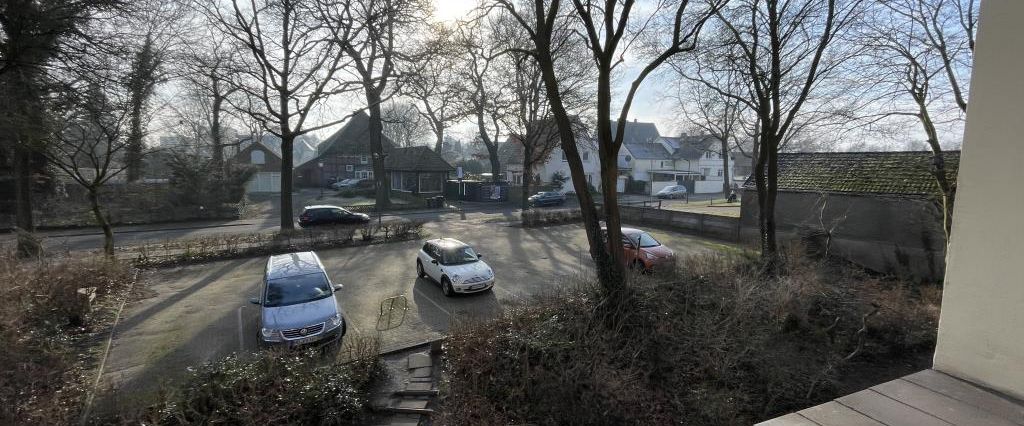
[616, 204, 741, 242]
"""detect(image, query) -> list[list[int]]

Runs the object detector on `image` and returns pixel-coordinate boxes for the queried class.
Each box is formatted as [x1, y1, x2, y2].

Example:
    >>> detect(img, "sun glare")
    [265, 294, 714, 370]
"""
[432, 0, 477, 22]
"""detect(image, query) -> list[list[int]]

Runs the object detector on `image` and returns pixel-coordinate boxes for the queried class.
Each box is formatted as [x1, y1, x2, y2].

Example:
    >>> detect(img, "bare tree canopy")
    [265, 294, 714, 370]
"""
[197, 0, 362, 229]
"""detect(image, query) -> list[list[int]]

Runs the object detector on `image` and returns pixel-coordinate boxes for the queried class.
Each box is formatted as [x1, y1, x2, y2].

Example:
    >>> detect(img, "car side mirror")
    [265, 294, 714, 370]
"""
[333, 284, 343, 292]
[249, 297, 261, 305]
[431, 259, 439, 265]
[477, 253, 483, 258]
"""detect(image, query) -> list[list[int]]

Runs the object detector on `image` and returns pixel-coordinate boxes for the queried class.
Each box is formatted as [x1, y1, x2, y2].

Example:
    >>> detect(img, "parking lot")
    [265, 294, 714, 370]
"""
[97, 219, 729, 398]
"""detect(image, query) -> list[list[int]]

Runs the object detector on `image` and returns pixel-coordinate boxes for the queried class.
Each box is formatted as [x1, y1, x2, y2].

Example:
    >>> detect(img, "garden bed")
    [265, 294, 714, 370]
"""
[437, 251, 941, 425]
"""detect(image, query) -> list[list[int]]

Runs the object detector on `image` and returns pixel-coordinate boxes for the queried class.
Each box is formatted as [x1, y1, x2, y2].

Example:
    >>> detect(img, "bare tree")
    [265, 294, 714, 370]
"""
[457, 17, 510, 183]
[381, 100, 431, 147]
[199, 0, 359, 230]
[173, 34, 242, 175]
[404, 24, 468, 153]
[860, 0, 977, 242]
[687, 0, 865, 273]
[1, 0, 122, 256]
[675, 82, 745, 195]
[319, 0, 430, 209]
[45, 83, 130, 255]
[493, 0, 723, 294]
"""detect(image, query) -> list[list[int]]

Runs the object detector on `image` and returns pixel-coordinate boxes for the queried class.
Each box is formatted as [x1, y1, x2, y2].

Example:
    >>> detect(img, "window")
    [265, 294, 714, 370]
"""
[360, 155, 368, 164]
[263, 273, 331, 307]
[355, 170, 374, 179]
[661, 160, 671, 168]
[581, 151, 589, 161]
[718, 152, 724, 159]
[717, 169, 724, 177]
[420, 173, 443, 193]
[251, 150, 266, 165]
[701, 167, 711, 176]
[624, 155, 632, 162]
[346, 165, 353, 172]
[441, 245, 479, 265]
[705, 152, 713, 159]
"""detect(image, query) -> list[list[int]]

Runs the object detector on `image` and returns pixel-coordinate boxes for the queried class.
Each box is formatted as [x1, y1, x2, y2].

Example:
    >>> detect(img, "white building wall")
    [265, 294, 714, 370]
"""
[537, 146, 601, 192]
[932, 0, 1024, 400]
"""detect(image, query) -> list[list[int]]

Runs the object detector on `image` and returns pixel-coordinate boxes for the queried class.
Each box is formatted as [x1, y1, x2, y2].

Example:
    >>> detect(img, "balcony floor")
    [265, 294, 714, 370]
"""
[757, 369, 1024, 426]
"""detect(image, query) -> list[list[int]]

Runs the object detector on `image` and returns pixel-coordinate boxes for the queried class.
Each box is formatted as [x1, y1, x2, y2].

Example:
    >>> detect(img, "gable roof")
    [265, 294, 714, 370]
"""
[384, 146, 454, 172]
[741, 151, 960, 198]
[317, 111, 396, 156]
[610, 120, 661, 144]
[623, 142, 671, 160]
[672, 135, 719, 160]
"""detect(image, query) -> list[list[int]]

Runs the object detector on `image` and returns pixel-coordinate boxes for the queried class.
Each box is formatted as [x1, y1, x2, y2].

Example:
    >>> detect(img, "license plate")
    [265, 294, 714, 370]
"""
[292, 335, 319, 346]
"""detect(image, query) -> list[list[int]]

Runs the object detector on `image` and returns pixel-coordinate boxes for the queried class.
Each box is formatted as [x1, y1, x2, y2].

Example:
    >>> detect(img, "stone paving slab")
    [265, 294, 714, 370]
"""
[410, 367, 432, 378]
[397, 399, 429, 410]
[408, 353, 431, 369]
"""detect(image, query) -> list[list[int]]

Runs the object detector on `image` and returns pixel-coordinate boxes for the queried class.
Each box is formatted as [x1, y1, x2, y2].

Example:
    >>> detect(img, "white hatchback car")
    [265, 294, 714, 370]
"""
[416, 238, 495, 296]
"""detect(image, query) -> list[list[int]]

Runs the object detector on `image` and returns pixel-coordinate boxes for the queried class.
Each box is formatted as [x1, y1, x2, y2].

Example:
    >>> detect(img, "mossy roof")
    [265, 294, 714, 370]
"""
[741, 151, 960, 198]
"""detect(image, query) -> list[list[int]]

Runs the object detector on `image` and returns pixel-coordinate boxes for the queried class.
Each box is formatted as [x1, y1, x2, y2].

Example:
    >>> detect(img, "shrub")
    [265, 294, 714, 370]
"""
[114, 338, 382, 425]
[0, 254, 136, 425]
[520, 209, 582, 227]
[438, 254, 941, 425]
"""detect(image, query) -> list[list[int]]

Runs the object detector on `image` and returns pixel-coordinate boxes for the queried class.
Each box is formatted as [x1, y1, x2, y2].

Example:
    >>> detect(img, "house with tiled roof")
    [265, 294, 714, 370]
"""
[294, 111, 396, 187]
[385, 146, 454, 194]
[619, 130, 736, 195]
[739, 151, 960, 281]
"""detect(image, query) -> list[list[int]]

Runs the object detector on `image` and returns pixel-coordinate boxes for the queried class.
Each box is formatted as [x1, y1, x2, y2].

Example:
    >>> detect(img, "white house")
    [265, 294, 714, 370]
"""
[618, 130, 735, 195]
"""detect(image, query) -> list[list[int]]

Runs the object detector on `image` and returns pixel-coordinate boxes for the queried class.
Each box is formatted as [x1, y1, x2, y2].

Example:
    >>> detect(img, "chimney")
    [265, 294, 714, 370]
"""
[633, 118, 637, 123]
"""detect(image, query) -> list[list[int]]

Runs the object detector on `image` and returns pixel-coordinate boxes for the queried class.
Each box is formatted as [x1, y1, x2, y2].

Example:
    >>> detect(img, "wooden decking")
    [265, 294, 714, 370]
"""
[758, 369, 1024, 426]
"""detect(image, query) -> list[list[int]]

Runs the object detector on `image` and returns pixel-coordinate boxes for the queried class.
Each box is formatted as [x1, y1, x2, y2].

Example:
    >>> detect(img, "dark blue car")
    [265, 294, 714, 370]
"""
[527, 191, 566, 207]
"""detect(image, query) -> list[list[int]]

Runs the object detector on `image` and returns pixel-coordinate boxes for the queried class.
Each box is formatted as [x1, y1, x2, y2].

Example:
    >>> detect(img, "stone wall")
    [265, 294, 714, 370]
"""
[739, 190, 946, 281]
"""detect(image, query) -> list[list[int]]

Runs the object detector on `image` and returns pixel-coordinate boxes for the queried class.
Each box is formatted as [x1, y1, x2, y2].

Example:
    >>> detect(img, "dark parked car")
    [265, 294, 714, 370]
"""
[527, 191, 566, 207]
[298, 205, 370, 227]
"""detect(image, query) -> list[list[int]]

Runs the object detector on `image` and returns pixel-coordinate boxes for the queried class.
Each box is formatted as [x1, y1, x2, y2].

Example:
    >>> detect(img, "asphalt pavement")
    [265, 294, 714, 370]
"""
[94, 219, 727, 402]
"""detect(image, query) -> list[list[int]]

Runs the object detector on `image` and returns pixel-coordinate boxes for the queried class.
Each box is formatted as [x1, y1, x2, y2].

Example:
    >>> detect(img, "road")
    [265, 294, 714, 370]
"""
[3, 204, 526, 252]
[95, 219, 730, 402]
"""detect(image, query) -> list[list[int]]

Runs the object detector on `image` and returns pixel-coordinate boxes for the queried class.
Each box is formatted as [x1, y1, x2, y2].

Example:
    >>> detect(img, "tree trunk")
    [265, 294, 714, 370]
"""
[474, 109, 502, 183]
[366, 89, 391, 209]
[754, 131, 780, 275]
[280, 133, 295, 230]
[13, 145, 41, 257]
[87, 188, 114, 256]
[536, 47, 623, 295]
[211, 89, 225, 177]
[721, 137, 732, 196]
[433, 123, 444, 153]
[521, 145, 534, 210]
[125, 102, 145, 182]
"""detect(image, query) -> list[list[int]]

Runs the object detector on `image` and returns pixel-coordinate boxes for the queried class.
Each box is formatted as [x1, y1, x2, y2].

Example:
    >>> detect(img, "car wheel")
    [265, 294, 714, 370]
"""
[441, 277, 454, 297]
[416, 260, 426, 278]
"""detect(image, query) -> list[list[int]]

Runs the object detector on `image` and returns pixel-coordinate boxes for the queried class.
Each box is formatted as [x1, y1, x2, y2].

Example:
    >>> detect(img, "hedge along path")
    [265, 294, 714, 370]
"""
[79, 267, 140, 425]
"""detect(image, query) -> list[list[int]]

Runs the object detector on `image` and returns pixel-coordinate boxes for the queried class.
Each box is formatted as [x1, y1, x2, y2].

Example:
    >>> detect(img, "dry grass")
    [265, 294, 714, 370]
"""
[0, 253, 136, 425]
[438, 249, 941, 425]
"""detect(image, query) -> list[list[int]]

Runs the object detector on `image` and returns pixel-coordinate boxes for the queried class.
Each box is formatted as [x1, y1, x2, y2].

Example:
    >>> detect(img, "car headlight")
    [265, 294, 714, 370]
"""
[330, 313, 343, 327]
[450, 274, 461, 283]
[261, 328, 277, 338]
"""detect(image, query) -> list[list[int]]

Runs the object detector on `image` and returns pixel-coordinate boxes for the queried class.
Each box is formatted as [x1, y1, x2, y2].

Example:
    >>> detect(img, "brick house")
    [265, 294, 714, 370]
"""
[295, 111, 394, 187]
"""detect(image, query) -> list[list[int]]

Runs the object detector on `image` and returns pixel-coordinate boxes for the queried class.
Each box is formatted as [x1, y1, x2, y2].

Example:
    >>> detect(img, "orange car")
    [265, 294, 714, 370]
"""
[603, 227, 676, 271]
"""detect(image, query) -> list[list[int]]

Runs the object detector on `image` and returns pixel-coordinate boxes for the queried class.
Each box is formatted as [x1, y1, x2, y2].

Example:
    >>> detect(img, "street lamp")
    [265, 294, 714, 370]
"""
[318, 161, 324, 199]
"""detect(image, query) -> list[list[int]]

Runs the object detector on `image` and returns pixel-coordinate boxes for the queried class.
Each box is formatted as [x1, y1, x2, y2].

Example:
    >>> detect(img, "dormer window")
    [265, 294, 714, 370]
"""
[251, 149, 266, 165]
[360, 155, 369, 164]
[624, 155, 632, 162]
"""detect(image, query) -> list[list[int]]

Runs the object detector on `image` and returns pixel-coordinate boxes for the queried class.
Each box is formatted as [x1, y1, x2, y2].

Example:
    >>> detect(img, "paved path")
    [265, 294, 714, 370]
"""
[94, 220, 729, 404]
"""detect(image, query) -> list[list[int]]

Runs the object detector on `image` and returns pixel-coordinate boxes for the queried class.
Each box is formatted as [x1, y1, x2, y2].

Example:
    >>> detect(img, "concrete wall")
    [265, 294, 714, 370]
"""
[618, 205, 740, 242]
[739, 191, 946, 281]
[933, 0, 1024, 400]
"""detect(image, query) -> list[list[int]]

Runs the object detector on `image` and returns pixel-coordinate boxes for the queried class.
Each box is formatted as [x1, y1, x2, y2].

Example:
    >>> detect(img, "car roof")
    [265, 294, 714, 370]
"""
[600, 226, 643, 236]
[303, 205, 343, 210]
[427, 237, 470, 249]
[266, 251, 325, 280]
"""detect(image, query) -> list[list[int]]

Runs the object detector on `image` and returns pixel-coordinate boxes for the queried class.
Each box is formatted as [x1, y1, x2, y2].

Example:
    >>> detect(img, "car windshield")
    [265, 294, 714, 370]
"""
[264, 272, 332, 307]
[636, 232, 661, 248]
[441, 245, 478, 265]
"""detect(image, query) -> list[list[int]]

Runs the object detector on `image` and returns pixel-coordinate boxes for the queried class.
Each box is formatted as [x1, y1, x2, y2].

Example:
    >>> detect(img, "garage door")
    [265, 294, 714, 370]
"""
[247, 172, 281, 193]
